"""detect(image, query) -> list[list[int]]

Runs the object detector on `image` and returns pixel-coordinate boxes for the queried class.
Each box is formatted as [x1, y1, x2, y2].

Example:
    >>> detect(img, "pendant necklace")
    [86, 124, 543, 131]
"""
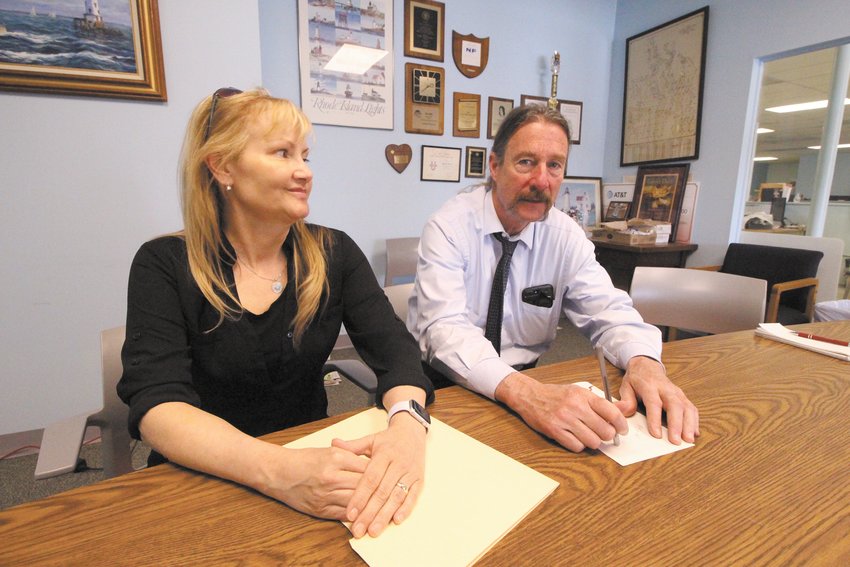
[237, 256, 284, 294]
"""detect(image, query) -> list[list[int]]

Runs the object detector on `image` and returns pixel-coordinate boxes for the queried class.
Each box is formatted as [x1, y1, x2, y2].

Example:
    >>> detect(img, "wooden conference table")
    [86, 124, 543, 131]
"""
[1, 321, 849, 565]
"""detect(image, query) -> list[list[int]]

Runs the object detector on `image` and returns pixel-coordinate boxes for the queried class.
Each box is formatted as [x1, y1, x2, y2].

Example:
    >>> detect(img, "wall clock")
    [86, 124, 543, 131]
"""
[405, 62, 444, 135]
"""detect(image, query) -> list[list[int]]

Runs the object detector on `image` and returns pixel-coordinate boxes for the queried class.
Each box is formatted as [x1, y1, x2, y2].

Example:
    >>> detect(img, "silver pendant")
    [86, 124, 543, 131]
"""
[272, 281, 283, 294]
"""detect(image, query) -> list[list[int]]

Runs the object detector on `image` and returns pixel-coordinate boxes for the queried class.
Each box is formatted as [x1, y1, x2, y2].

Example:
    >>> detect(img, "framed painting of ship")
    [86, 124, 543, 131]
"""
[0, 0, 167, 101]
[298, 0, 394, 129]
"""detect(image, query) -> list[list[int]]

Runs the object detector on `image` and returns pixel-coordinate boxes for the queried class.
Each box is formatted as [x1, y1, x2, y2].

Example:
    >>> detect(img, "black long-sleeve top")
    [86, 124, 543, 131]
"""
[117, 226, 434, 442]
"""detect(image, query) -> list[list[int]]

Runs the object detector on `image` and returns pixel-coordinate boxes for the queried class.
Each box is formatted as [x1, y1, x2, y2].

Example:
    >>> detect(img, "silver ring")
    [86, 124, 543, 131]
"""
[396, 481, 409, 494]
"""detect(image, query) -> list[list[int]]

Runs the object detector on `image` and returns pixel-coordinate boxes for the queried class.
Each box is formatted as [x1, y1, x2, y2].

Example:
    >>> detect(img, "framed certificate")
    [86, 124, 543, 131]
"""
[421, 145, 461, 182]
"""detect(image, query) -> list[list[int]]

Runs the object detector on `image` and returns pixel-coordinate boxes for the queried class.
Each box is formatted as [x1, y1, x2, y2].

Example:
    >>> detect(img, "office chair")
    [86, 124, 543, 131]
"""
[324, 284, 415, 406]
[35, 326, 135, 480]
[630, 267, 767, 340]
[384, 237, 420, 286]
[705, 243, 823, 325]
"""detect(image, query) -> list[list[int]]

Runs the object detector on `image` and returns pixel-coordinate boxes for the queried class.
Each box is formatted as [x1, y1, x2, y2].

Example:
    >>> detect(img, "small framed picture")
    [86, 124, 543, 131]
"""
[487, 96, 514, 139]
[605, 201, 632, 222]
[404, 0, 444, 62]
[421, 145, 461, 182]
[453, 92, 480, 138]
[519, 95, 583, 144]
[465, 146, 487, 178]
[555, 176, 602, 228]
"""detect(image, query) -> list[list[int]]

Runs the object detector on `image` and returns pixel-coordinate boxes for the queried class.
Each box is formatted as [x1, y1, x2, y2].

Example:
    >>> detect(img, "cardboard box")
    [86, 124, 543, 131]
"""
[591, 227, 657, 245]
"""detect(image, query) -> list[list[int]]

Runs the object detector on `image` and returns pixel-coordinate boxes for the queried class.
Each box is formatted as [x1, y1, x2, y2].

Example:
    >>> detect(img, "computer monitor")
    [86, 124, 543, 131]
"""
[770, 197, 786, 227]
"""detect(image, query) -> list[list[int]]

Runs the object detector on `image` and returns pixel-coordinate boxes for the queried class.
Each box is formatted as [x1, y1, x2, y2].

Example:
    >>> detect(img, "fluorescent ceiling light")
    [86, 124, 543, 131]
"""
[753, 156, 778, 161]
[757, 128, 774, 134]
[323, 44, 388, 75]
[807, 143, 850, 149]
[765, 98, 850, 113]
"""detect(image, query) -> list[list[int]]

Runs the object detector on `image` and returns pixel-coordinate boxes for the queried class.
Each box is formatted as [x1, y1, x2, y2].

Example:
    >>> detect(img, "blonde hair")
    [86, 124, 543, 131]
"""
[179, 87, 330, 347]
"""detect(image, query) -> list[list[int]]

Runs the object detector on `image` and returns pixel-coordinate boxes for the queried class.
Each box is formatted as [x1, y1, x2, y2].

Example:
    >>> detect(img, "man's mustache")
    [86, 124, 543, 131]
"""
[516, 188, 552, 206]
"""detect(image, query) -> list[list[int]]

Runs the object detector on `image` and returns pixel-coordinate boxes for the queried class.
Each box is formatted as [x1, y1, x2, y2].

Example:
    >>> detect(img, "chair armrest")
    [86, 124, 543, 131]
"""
[688, 265, 722, 271]
[766, 277, 819, 323]
[323, 359, 378, 405]
[34, 413, 91, 480]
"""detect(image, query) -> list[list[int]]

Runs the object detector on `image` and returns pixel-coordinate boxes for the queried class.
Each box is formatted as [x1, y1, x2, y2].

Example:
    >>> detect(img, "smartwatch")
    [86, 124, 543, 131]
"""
[386, 400, 431, 432]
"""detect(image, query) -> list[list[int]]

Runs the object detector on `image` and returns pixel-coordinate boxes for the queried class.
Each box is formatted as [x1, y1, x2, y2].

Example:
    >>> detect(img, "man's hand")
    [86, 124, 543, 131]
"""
[617, 356, 699, 444]
[495, 372, 627, 452]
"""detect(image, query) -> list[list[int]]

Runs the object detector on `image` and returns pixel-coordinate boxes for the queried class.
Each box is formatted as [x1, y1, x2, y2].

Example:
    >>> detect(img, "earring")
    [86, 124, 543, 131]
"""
[226, 185, 232, 192]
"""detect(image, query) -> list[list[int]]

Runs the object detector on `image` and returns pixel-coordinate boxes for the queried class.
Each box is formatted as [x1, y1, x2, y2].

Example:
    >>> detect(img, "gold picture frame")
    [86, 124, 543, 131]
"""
[403, 0, 444, 62]
[0, 0, 167, 101]
[452, 92, 480, 138]
[404, 62, 444, 135]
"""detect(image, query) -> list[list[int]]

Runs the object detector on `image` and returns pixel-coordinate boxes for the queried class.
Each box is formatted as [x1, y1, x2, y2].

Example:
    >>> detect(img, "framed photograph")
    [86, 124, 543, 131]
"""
[605, 201, 632, 222]
[465, 146, 486, 178]
[602, 182, 636, 215]
[632, 163, 691, 241]
[297, 0, 393, 129]
[555, 176, 602, 228]
[404, 0, 444, 62]
[404, 62, 444, 135]
[487, 96, 514, 139]
[621, 7, 709, 165]
[421, 145, 461, 182]
[452, 92, 480, 138]
[520, 95, 582, 144]
[0, 0, 166, 101]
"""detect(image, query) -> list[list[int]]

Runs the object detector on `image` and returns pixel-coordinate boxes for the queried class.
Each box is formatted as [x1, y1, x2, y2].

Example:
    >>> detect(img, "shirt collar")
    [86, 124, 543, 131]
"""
[482, 186, 536, 248]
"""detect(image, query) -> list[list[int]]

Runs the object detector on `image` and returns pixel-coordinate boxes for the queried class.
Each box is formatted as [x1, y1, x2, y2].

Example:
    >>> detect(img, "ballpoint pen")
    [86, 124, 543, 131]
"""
[594, 346, 620, 446]
[792, 331, 850, 347]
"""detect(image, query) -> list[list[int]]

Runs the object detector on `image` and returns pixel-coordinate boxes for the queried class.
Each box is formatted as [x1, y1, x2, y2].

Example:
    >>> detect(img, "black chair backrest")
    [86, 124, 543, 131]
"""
[720, 243, 823, 312]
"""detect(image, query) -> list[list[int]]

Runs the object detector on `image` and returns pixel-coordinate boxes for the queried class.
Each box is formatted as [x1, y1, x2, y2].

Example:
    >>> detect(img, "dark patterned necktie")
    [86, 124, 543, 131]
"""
[484, 233, 518, 354]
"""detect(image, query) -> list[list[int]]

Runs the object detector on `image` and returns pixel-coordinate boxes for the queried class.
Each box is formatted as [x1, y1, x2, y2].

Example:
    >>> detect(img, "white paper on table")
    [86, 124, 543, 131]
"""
[285, 408, 558, 567]
[574, 381, 694, 466]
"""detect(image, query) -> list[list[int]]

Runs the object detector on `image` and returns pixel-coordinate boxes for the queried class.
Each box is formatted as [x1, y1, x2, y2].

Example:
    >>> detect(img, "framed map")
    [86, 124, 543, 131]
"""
[620, 7, 709, 166]
[298, 0, 393, 129]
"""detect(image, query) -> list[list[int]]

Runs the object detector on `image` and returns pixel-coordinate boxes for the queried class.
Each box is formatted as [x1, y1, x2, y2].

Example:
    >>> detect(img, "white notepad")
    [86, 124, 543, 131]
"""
[575, 381, 694, 466]
[285, 408, 558, 567]
[755, 323, 850, 361]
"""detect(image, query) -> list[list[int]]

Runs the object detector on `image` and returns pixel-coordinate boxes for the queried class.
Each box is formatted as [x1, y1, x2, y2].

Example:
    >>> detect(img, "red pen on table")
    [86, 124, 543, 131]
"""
[792, 331, 850, 347]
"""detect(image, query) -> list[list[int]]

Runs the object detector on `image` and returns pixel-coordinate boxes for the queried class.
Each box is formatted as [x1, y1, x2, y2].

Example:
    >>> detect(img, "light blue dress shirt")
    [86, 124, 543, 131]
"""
[408, 184, 662, 400]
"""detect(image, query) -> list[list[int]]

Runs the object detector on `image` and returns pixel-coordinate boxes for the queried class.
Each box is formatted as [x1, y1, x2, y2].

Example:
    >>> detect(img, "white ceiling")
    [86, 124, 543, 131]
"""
[754, 46, 850, 163]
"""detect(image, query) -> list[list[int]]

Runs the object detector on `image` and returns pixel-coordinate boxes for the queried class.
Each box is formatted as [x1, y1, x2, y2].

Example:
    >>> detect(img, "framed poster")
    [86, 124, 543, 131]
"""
[404, 62, 444, 135]
[555, 176, 602, 228]
[487, 96, 514, 139]
[404, 0, 444, 61]
[620, 7, 709, 165]
[519, 94, 582, 144]
[632, 163, 691, 240]
[452, 92, 480, 138]
[421, 145, 461, 182]
[0, 0, 166, 101]
[465, 146, 486, 178]
[297, 0, 393, 129]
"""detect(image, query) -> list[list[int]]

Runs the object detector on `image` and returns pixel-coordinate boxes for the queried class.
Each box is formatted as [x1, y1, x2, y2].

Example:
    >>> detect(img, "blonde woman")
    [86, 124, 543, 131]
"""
[118, 88, 433, 539]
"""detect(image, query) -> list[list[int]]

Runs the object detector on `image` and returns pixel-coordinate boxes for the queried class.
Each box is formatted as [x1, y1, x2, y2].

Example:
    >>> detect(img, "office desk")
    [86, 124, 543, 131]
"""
[591, 239, 698, 290]
[2, 321, 849, 565]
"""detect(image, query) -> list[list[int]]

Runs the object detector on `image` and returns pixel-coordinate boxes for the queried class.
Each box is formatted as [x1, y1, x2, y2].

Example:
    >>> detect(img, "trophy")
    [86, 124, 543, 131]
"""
[548, 51, 560, 110]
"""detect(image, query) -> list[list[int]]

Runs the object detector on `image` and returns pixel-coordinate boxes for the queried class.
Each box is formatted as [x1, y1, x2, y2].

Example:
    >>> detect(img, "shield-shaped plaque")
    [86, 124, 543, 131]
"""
[451, 31, 489, 78]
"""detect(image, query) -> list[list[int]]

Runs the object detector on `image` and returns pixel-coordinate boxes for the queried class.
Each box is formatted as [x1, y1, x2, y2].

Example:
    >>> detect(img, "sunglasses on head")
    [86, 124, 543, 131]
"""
[204, 87, 242, 141]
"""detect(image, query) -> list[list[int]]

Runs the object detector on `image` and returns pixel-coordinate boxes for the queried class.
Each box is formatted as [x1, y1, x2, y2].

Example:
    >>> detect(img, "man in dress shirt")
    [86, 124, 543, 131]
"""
[407, 104, 699, 452]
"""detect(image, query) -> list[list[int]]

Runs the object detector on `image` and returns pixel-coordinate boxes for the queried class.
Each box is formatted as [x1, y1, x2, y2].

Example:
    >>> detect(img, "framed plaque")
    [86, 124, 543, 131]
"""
[451, 31, 489, 78]
[404, 62, 444, 135]
[404, 0, 444, 61]
[452, 92, 480, 138]
[465, 146, 487, 178]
